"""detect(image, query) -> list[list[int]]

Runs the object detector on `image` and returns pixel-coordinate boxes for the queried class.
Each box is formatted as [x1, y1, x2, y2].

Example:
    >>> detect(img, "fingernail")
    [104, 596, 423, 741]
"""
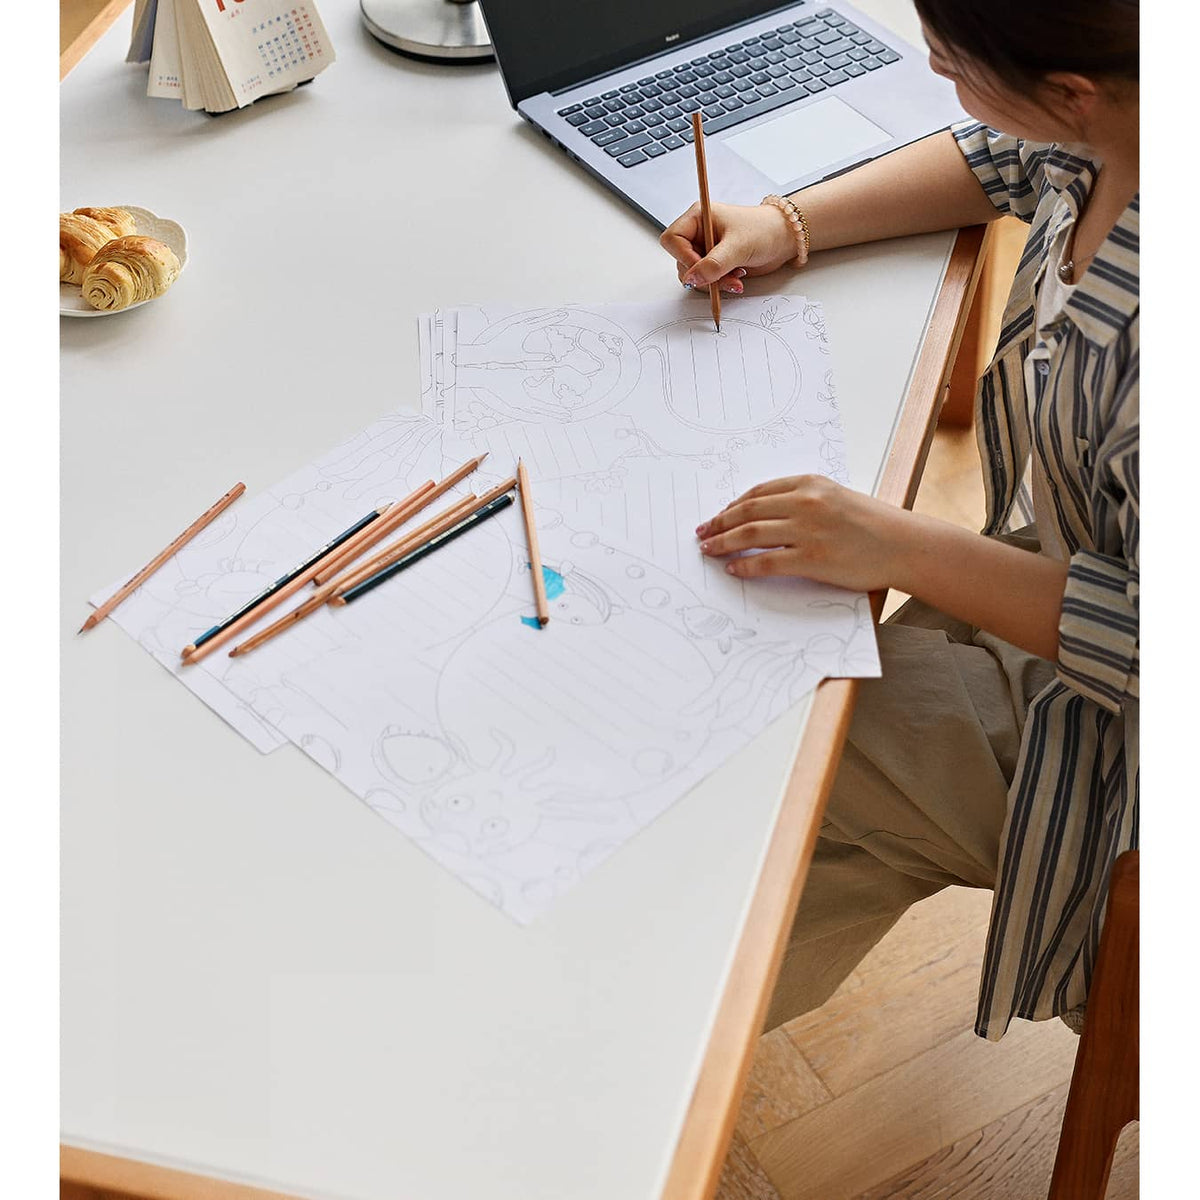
[733, 268, 747, 278]
[695, 522, 708, 536]
[700, 541, 710, 553]
[725, 563, 737, 574]
[725, 283, 743, 294]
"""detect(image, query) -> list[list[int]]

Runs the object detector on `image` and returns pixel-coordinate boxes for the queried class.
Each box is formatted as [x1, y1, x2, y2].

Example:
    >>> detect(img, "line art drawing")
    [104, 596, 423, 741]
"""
[90, 296, 879, 922]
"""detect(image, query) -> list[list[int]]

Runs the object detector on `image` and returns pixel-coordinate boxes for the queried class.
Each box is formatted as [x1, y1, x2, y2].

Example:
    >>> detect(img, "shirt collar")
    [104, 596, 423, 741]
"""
[1062, 193, 1140, 347]
[1042, 144, 1140, 347]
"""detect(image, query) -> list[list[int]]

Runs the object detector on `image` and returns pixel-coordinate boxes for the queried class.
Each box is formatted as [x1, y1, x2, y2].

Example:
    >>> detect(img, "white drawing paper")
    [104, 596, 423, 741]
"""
[90, 296, 880, 922]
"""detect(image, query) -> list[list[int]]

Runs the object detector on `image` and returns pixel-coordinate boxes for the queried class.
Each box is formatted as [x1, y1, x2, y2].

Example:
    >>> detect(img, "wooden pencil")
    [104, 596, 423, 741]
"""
[227, 579, 341, 658]
[329, 477, 518, 605]
[308, 479, 436, 585]
[184, 502, 390, 654]
[180, 494, 424, 667]
[226, 491, 483, 659]
[80, 481, 246, 633]
[338, 494, 516, 606]
[328, 493, 481, 597]
[311, 453, 487, 585]
[516, 459, 549, 627]
[691, 111, 721, 332]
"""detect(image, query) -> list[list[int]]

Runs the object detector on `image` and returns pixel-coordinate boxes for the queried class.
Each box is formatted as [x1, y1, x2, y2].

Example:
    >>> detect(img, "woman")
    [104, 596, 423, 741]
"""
[659, 0, 1138, 1040]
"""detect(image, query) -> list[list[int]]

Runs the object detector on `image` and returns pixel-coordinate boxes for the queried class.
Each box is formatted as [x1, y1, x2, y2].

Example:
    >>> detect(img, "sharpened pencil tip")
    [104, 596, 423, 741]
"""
[78, 617, 94, 633]
[228, 648, 240, 658]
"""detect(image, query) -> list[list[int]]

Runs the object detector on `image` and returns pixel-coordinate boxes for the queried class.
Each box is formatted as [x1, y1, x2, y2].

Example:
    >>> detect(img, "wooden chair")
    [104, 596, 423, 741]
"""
[1047, 849, 1139, 1200]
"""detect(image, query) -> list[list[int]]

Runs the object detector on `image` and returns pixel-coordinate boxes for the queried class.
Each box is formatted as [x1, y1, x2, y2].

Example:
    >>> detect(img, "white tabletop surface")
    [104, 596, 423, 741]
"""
[60, 3, 956, 1197]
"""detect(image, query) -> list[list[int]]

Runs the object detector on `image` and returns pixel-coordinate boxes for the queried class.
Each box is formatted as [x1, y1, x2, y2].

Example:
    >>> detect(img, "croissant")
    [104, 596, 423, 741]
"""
[72, 206, 138, 238]
[61, 213, 116, 284]
[81, 236, 181, 312]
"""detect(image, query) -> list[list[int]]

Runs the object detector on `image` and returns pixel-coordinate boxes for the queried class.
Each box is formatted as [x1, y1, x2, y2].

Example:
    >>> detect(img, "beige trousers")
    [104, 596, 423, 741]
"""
[763, 585, 1057, 1033]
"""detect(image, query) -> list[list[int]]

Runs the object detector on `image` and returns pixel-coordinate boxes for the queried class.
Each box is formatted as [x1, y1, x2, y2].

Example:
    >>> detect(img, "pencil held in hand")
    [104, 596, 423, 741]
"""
[691, 112, 721, 332]
[80, 481, 245, 633]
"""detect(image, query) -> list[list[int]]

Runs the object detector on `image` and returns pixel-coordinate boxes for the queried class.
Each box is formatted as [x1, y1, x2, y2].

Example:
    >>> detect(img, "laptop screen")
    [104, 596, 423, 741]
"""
[480, 1, 801, 105]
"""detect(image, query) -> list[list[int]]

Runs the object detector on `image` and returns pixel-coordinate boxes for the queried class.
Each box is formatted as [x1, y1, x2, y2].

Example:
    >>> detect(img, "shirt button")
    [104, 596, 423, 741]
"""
[1037, 362, 1050, 377]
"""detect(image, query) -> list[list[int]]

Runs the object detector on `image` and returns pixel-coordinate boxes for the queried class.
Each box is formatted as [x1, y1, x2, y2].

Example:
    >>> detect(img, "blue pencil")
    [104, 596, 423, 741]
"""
[184, 503, 389, 653]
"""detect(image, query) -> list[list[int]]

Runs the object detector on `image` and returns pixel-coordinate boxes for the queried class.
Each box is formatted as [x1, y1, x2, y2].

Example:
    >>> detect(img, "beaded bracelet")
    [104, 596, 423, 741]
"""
[761, 193, 811, 266]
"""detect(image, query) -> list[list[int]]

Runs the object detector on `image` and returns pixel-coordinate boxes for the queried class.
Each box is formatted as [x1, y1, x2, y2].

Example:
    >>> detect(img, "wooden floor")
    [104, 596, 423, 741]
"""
[715, 405, 1140, 1200]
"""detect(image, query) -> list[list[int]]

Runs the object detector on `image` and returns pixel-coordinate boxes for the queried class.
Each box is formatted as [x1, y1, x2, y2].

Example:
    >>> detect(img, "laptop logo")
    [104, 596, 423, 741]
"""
[665, 32, 680, 43]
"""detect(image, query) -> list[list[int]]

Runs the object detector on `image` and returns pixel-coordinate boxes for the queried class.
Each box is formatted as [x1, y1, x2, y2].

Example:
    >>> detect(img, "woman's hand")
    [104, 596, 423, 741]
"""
[695, 474, 905, 593]
[659, 201, 798, 294]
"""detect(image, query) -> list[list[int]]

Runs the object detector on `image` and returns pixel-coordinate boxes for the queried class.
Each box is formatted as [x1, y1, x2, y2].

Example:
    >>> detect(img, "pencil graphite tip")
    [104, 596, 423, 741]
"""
[78, 615, 95, 633]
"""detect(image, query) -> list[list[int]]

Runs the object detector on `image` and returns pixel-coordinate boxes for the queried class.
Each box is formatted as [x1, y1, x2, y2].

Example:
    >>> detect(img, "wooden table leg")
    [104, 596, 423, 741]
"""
[1047, 851, 1139, 1200]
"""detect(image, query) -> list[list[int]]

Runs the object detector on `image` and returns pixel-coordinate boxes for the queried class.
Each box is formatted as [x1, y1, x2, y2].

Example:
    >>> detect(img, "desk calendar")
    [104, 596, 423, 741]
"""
[128, 0, 336, 113]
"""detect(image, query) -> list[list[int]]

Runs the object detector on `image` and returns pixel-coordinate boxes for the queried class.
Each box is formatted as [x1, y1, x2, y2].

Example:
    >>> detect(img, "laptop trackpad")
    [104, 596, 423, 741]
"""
[723, 96, 892, 185]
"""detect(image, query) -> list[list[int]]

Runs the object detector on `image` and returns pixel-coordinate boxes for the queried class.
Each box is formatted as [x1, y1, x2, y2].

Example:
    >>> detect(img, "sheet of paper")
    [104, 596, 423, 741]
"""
[92, 296, 879, 922]
[88, 415, 450, 753]
[438, 294, 851, 605]
[146, 0, 183, 98]
[126, 0, 159, 63]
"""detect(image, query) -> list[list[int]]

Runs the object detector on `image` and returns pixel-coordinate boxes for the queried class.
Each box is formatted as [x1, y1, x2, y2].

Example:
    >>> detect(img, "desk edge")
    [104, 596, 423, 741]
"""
[658, 222, 991, 1200]
[60, 0, 133, 82]
[61, 1144, 305, 1200]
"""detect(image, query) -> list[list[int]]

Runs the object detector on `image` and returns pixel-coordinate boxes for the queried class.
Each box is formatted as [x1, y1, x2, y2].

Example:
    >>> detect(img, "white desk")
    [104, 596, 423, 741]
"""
[60, 5, 979, 1198]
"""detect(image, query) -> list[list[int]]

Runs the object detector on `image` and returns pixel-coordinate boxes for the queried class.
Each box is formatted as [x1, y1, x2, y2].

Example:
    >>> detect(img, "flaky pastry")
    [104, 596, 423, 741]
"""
[81, 235, 181, 312]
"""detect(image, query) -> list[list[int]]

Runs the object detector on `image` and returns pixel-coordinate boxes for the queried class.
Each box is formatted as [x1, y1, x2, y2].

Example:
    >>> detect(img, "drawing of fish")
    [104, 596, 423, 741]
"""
[677, 605, 756, 653]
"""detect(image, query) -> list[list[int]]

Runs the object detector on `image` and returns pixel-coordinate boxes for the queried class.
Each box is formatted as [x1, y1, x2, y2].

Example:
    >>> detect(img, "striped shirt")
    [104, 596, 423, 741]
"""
[953, 122, 1139, 1040]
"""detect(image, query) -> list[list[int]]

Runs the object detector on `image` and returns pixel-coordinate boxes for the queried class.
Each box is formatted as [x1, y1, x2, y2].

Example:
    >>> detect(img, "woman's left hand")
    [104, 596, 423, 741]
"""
[695, 474, 905, 593]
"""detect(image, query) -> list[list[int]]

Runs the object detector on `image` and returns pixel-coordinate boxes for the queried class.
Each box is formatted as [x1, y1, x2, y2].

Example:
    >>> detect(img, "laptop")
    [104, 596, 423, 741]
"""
[478, 1, 967, 229]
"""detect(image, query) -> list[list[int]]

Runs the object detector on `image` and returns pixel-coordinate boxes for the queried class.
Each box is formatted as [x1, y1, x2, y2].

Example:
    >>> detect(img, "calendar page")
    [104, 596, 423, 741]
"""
[197, 0, 335, 108]
[147, 0, 183, 98]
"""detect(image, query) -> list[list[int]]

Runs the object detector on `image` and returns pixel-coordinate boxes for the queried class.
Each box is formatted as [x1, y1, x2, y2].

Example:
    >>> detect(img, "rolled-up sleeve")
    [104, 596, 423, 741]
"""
[952, 121, 1050, 223]
[1056, 354, 1140, 711]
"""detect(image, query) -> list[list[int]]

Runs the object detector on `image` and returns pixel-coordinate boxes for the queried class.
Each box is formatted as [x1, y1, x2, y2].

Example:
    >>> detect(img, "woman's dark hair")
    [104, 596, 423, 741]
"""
[912, 0, 1139, 90]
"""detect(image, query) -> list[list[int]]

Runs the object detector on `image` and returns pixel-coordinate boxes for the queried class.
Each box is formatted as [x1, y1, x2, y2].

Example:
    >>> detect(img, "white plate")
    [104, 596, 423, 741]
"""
[60, 206, 188, 318]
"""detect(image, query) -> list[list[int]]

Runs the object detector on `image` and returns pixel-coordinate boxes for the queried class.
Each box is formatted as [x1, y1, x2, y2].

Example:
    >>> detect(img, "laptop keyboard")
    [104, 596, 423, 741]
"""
[555, 8, 902, 168]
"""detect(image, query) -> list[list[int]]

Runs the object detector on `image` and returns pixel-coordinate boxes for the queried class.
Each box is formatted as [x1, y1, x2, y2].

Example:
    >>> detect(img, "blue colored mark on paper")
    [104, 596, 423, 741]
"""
[541, 565, 565, 600]
[519, 564, 566, 629]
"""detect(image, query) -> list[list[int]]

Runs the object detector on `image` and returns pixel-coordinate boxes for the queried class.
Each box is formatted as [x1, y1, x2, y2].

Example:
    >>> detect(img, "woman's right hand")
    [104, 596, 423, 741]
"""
[659, 201, 800, 292]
